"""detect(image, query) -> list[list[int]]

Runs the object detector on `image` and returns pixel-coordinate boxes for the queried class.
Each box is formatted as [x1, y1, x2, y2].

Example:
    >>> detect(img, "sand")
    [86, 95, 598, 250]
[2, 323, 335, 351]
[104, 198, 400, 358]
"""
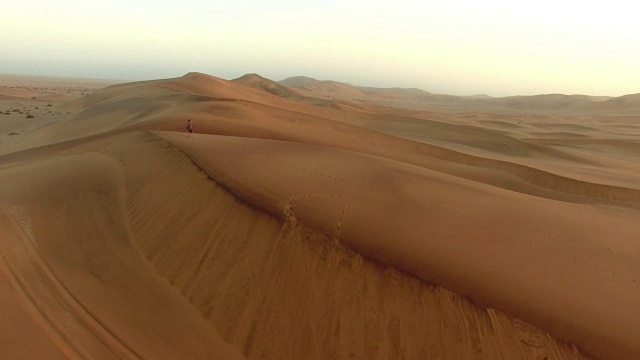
[1, 72, 639, 359]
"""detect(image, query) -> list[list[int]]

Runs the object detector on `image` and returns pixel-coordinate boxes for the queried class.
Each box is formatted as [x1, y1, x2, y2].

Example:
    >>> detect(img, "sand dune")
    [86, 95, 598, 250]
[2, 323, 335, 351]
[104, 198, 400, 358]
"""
[1, 72, 639, 359]
[280, 76, 367, 98]
[280, 77, 640, 115]
[233, 73, 304, 98]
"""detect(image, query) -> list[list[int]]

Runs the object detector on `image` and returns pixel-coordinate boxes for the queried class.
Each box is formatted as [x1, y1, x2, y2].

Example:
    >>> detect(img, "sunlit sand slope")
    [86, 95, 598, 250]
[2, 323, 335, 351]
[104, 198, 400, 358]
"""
[159, 131, 640, 360]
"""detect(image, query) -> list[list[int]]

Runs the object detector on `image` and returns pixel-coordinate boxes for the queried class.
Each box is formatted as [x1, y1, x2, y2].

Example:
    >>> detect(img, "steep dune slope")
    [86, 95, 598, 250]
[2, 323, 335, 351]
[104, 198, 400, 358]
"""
[158, 131, 640, 360]
[91, 131, 593, 359]
[0, 131, 590, 359]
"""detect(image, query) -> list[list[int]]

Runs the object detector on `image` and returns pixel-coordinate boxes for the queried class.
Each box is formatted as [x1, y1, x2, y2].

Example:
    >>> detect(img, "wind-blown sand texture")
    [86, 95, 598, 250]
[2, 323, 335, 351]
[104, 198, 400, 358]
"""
[1, 72, 639, 360]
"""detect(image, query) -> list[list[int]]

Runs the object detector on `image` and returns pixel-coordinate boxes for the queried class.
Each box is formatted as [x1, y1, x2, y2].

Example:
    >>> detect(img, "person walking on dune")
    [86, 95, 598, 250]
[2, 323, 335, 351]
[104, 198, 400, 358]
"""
[186, 119, 195, 137]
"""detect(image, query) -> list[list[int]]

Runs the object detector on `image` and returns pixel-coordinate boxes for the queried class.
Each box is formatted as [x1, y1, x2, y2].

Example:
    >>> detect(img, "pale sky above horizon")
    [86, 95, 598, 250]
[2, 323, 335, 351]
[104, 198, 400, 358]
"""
[2, 0, 639, 96]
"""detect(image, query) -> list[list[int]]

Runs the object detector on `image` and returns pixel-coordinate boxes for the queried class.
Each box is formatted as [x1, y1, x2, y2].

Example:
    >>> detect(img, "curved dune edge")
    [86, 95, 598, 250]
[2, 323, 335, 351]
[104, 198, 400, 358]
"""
[156, 129, 640, 360]
[114, 131, 587, 359]
[6, 129, 640, 359]
[0, 130, 589, 359]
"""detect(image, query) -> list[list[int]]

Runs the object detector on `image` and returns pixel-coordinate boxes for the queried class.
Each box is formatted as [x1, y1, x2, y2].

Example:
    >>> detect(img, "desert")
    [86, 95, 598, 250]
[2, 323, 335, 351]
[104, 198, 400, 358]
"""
[1, 71, 639, 360]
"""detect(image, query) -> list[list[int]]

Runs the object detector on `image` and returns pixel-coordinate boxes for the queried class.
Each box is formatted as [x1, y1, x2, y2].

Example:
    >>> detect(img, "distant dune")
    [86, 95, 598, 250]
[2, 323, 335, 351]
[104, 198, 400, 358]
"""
[464, 94, 493, 99]
[280, 76, 640, 115]
[1, 72, 639, 360]
[280, 76, 367, 98]
[233, 73, 303, 98]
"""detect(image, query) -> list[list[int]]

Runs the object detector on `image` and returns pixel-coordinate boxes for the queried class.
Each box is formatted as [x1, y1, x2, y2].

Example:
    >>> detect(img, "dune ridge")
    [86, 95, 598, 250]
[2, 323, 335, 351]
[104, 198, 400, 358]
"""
[102, 131, 585, 359]
[156, 130, 640, 360]
[1, 130, 587, 359]
[40, 74, 640, 208]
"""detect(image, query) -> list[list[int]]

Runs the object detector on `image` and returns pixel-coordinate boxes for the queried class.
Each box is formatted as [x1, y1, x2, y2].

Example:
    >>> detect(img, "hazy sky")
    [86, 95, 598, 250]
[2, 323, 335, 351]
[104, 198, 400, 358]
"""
[2, 0, 639, 96]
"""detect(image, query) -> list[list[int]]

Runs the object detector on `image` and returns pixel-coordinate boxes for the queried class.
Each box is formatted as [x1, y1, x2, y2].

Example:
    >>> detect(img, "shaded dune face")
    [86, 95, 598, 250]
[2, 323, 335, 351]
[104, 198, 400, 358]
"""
[1, 72, 639, 360]
[0, 142, 245, 359]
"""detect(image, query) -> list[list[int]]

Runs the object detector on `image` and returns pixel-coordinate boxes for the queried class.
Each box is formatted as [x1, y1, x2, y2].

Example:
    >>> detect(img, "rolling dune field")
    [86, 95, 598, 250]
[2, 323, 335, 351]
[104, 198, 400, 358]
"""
[1, 72, 639, 359]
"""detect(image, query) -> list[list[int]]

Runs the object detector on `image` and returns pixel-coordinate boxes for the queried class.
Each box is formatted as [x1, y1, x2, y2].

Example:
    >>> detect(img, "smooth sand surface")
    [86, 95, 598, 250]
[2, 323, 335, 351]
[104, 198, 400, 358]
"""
[1, 72, 639, 359]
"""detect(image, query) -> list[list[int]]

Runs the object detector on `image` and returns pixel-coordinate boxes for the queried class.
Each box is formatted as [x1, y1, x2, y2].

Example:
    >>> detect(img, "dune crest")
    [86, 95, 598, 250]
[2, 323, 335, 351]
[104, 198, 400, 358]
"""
[91, 131, 588, 359]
